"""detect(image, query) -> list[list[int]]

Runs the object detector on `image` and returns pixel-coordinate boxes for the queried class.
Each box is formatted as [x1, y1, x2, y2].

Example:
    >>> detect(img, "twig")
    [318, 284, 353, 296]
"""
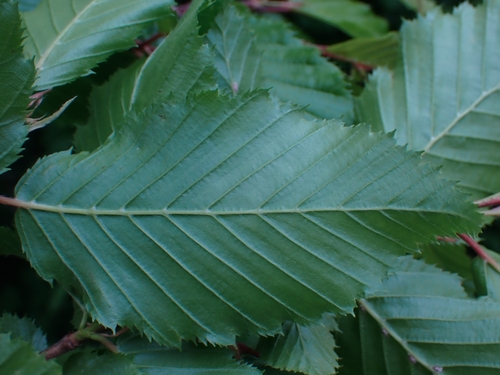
[475, 193, 500, 208]
[242, 0, 302, 13]
[41, 322, 121, 360]
[132, 33, 166, 58]
[313, 44, 374, 72]
[458, 234, 500, 273]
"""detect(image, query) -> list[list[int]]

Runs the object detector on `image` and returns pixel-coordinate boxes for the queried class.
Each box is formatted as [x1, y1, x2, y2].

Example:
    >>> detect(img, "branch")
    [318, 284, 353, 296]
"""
[41, 322, 122, 360]
[458, 234, 500, 273]
[242, 0, 302, 13]
[313, 44, 374, 72]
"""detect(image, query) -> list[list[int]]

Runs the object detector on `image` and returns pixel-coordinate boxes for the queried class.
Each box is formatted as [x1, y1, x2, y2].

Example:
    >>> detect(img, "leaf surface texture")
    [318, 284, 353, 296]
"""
[15, 90, 479, 346]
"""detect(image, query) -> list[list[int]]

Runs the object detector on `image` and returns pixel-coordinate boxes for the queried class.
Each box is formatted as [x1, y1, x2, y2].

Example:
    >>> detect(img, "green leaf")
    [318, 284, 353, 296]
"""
[338, 257, 500, 374]
[118, 334, 262, 375]
[292, 0, 388, 38]
[0, 314, 47, 352]
[0, 227, 24, 258]
[355, 0, 500, 199]
[74, 0, 217, 152]
[207, 5, 261, 95]
[326, 32, 400, 69]
[471, 248, 500, 299]
[0, 333, 61, 375]
[13, 90, 479, 346]
[0, 0, 35, 176]
[257, 320, 339, 375]
[22, 0, 174, 89]
[248, 14, 353, 120]
[63, 352, 142, 375]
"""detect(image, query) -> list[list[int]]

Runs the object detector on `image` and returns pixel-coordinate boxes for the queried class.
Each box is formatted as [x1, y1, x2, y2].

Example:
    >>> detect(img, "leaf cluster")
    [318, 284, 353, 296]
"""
[1, 0, 500, 374]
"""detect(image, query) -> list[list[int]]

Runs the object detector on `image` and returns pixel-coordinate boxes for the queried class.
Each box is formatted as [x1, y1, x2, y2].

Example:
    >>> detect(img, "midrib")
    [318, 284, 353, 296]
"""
[35, 0, 96, 69]
[0, 196, 459, 216]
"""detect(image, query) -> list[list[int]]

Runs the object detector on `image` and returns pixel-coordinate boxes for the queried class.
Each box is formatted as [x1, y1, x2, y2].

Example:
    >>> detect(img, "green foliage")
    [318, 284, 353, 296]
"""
[1, 0, 500, 374]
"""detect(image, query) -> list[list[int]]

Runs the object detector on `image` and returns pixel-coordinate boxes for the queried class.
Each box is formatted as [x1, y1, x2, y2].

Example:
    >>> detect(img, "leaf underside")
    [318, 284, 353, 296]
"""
[356, 0, 500, 198]
[338, 257, 500, 375]
[22, 0, 174, 89]
[14, 87, 479, 346]
[0, 0, 34, 176]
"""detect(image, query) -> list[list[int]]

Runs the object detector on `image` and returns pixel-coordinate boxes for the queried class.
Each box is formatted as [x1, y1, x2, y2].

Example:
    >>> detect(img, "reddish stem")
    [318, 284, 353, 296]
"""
[315, 44, 374, 72]
[458, 233, 500, 273]
[436, 236, 458, 243]
[476, 196, 500, 208]
[172, 2, 191, 17]
[242, 0, 302, 13]
[132, 33, 166, 58]
[42, 332, 82, 360]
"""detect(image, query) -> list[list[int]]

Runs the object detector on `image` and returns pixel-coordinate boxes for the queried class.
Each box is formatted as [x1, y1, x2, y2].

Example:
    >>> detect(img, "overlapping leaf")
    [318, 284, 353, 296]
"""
[22, 0, 174, 89]
[337, 257, 500, 374]
[0, 0, 34, 176]
[12, 87, 480, 346]
[117, 334, 262, 374]
[257, 319, 339, 375]
[74, 0, 217, 152]
[250, 15, 352, 120]
[291, 0, 388, 38]
[0, 314, 47, 352]
[208, 6, 353, 121]
[356, 0, 500, 198]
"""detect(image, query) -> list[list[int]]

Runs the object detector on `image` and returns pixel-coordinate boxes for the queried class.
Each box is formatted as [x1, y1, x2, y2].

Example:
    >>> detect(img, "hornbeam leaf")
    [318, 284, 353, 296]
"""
[257, 320, 339, 375]
[11, 90, 479, 346]
[291, 0, 388, 38]
[0, 334, 61, 375]
[118, 334, 262, 374]
[0, 227, 24, 258]
[21, 0, 175, 89]
[356, 0, 500, 199]
[338, 257, 500, 374]
[0, 0, 35, 175]
[74, 0, 217, 152]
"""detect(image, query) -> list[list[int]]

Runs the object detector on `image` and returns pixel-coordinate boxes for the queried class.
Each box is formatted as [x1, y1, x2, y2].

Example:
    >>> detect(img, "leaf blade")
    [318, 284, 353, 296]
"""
[15, 90, 480, 346]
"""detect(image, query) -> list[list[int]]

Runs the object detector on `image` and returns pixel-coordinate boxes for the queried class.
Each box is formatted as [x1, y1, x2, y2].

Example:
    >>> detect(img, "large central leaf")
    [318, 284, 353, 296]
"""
[13, 90, 478, 346]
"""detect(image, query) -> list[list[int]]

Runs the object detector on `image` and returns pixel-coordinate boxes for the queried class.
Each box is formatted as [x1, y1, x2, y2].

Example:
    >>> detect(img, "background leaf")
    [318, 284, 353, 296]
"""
[356, 0, 500, 199]
[326, 32, 400, 69]
[337, 257, 500, 374]
[257, 320, 339, 375]
[0, 313, 47, 352]
[22, 0, 174, 89]
[74, 0, 217, 152]
[292, 0, 388, 38]
[63, 352, 143, 375]
[0, 333, 61, 375]
[118, 334, 262, 375]
[0, 0, 34, 176]
[248, 13, 353, 120]
[14, 88, 479, 346]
